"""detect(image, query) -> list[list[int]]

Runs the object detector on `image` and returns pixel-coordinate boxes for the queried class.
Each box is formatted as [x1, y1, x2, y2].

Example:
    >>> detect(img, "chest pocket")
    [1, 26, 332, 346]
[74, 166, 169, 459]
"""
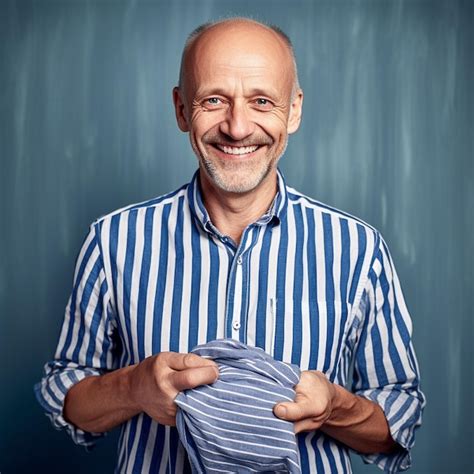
[270, 299, 351, 375]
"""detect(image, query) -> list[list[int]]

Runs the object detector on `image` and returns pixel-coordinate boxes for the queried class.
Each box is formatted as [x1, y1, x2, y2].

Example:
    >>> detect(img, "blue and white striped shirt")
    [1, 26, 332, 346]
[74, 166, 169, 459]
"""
[176, 339, 302, 473]
[35, 169, 425, 473]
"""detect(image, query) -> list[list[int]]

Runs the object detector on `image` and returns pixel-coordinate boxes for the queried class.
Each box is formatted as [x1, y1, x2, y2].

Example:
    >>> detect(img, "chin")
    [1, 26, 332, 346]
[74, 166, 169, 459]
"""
[203, 161, 273, 194]
[211, 173, 262, 194]
[216, 180, 260, 194]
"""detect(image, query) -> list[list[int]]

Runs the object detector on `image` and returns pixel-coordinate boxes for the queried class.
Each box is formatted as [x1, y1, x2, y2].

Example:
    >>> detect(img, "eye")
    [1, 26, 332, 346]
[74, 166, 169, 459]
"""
[202, 97, 226, 110]
[206, 97, 222, 106]
[254, 98, 273, 110]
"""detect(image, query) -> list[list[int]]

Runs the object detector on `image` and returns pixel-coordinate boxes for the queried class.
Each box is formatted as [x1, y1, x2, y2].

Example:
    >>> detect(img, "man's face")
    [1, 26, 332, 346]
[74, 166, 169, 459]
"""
[174, 22, 303, 194]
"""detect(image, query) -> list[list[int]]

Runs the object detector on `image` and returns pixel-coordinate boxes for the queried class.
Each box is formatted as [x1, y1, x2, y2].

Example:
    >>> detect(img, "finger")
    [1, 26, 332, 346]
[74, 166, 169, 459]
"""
[171, 365, 219, 392]
[164, 352, 218, 371]
[273, 401, 323, 422]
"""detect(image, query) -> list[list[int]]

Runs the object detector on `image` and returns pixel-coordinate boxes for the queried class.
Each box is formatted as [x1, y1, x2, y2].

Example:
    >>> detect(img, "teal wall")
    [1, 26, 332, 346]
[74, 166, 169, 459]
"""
[1, 0, 472, 472]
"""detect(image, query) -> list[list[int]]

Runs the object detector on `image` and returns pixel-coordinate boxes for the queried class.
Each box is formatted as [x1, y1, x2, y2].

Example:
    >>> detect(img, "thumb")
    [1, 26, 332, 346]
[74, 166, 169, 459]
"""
[171, 365, 219, 393]
[273, 401, 309, 421]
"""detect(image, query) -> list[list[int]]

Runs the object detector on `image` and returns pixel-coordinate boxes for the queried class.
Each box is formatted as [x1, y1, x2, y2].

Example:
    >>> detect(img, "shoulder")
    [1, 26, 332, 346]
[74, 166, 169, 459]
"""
[284, 185, 387, 272]
[90, 182, 189, 229]
[285, 185, 380, 239]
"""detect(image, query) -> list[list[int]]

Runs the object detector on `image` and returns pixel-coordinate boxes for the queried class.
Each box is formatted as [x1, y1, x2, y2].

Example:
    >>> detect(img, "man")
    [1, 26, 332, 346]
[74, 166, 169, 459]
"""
[36, 18, 425, 473]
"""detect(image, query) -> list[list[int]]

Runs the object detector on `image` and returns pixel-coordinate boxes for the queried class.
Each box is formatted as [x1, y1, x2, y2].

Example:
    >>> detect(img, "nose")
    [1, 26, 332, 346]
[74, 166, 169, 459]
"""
[219, 100, 255, 141]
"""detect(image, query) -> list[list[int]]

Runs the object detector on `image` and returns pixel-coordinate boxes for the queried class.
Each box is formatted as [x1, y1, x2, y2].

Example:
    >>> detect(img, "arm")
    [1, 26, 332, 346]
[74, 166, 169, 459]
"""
[35, 221, 218, 445]
[274, 233, 425, 471]
[64, 352, 218, 433]
[34, 222, 117, 446]
[321, 380, 395, 453]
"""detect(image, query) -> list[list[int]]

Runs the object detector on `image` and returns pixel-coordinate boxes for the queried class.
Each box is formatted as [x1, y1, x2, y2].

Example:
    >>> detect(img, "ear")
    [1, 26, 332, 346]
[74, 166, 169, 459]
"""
[173, 86, 189, 132]
[287, 88, 303, 135]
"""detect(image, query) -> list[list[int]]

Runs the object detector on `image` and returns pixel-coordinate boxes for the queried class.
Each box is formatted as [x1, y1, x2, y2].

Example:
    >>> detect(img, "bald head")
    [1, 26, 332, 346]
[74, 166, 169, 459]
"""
[178, 18, 299, 98]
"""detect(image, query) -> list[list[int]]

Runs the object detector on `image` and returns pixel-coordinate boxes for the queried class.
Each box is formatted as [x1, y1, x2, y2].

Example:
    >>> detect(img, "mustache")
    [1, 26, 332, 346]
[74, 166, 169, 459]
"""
[202, 130, 273, 147]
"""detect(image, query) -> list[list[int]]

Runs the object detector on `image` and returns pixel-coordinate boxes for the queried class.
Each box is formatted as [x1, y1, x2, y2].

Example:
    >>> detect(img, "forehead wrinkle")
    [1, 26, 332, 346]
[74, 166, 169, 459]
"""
[196, 51, 287, 75]
[195, 73, 284, 101]
[195, 59, 293, 95]
[214, 63, 268, 70]
[197, 63, 269, 79]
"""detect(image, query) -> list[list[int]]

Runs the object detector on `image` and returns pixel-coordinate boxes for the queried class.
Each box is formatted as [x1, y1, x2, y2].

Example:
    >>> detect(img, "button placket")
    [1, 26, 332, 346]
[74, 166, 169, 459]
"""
[224, 230, 251, 339]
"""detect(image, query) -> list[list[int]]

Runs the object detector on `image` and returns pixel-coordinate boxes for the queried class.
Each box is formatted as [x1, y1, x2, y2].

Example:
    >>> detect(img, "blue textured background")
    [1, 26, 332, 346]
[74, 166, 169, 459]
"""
[0, 1, 472, 472]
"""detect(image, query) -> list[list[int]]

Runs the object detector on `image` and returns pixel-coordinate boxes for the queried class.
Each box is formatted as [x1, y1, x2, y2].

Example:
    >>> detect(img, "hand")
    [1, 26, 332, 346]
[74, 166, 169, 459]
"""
[273, 370, 336, 433]
[129, 352, 219, 426]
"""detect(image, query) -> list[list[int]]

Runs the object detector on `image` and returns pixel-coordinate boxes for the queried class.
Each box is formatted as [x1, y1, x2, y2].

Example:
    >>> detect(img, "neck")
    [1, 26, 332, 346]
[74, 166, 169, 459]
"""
[199, 169, 278, 245]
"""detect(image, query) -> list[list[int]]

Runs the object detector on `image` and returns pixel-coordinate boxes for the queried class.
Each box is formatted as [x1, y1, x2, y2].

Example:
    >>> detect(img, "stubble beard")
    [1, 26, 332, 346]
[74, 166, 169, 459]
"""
[191, 135, 288, 194]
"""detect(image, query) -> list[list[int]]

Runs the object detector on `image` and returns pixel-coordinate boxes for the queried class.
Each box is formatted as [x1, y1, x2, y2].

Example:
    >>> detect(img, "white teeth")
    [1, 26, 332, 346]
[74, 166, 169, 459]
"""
[216, 145, 259, 155]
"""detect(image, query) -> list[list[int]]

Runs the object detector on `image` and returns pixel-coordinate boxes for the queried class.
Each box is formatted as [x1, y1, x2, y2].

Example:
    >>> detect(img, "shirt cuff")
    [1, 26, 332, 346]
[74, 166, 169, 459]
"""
[356, 387, 425, 472]
[34, 363, 106, 448]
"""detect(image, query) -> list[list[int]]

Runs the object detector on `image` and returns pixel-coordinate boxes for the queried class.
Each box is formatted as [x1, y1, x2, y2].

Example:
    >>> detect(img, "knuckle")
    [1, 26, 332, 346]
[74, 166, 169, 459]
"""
[152, 354, 164, 371]
[184, 353, 200, 367]
[156, 352, 169, 365]
[156, 353, 174, 374]
[183, 353, 194, 367]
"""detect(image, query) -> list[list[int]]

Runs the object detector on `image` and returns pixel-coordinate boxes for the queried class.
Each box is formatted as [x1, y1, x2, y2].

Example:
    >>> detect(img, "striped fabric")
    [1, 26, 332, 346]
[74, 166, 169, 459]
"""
[35, 169, 425, 473]
[175, 339, 301, 473]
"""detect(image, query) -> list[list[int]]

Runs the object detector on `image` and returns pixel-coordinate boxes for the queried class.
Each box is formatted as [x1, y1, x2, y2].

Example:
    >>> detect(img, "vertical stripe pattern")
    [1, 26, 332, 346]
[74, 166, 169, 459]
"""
[35, 170, 425, 473]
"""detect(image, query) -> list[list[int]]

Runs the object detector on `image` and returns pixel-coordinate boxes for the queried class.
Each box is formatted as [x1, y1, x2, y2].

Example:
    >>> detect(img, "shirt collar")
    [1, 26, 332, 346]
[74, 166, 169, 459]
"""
[186, 168, 288, 235]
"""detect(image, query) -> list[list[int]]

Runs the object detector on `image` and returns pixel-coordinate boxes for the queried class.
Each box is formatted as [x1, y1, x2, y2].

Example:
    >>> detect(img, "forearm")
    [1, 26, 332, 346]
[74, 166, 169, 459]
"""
[63, 352, 219, 434]
[64, 365, 140, 433]
[321, 383, 396, 454]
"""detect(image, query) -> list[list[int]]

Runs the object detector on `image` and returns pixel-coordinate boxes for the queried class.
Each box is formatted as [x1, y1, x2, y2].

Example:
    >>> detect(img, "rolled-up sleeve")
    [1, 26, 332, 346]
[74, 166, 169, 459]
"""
[352, 234, 426, 472]
[34, 221, 118, 447]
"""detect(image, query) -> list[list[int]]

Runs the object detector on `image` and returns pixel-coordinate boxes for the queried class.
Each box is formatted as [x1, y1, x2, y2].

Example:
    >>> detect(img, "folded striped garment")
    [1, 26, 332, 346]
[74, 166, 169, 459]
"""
[175, 339, 302, 473]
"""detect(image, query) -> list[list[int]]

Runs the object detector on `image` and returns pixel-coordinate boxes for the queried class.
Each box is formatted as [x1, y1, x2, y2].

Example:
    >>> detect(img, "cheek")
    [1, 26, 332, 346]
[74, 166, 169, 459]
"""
[261, 122, 288, 145]
[257, 114, 289, 141]
[190, 111, 223, 139]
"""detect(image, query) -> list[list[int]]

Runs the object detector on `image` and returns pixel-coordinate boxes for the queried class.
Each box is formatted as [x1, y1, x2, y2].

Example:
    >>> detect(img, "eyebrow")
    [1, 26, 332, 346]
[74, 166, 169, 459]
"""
[247, 87, 280, 98]
[196, 87, 280, 99]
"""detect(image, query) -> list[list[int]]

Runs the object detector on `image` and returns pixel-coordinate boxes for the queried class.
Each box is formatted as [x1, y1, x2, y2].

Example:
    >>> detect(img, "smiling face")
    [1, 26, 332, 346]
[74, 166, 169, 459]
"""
[174, 20, 303, 194]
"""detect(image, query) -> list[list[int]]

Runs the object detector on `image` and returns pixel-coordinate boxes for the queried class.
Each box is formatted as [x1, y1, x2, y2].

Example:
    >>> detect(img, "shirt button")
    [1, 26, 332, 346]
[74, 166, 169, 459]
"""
[236, 255, 243, 265]
[232, 320, 241, 330]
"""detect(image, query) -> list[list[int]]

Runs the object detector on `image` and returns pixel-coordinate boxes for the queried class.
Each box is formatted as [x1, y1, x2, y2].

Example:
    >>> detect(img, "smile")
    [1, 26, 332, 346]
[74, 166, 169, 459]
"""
[215, 144, 259, 155]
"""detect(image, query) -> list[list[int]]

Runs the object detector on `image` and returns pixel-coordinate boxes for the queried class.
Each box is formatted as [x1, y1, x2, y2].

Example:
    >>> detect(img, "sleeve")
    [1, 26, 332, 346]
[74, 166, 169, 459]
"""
[351, 233, 426, 473]
[34, 221, 118, 448]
